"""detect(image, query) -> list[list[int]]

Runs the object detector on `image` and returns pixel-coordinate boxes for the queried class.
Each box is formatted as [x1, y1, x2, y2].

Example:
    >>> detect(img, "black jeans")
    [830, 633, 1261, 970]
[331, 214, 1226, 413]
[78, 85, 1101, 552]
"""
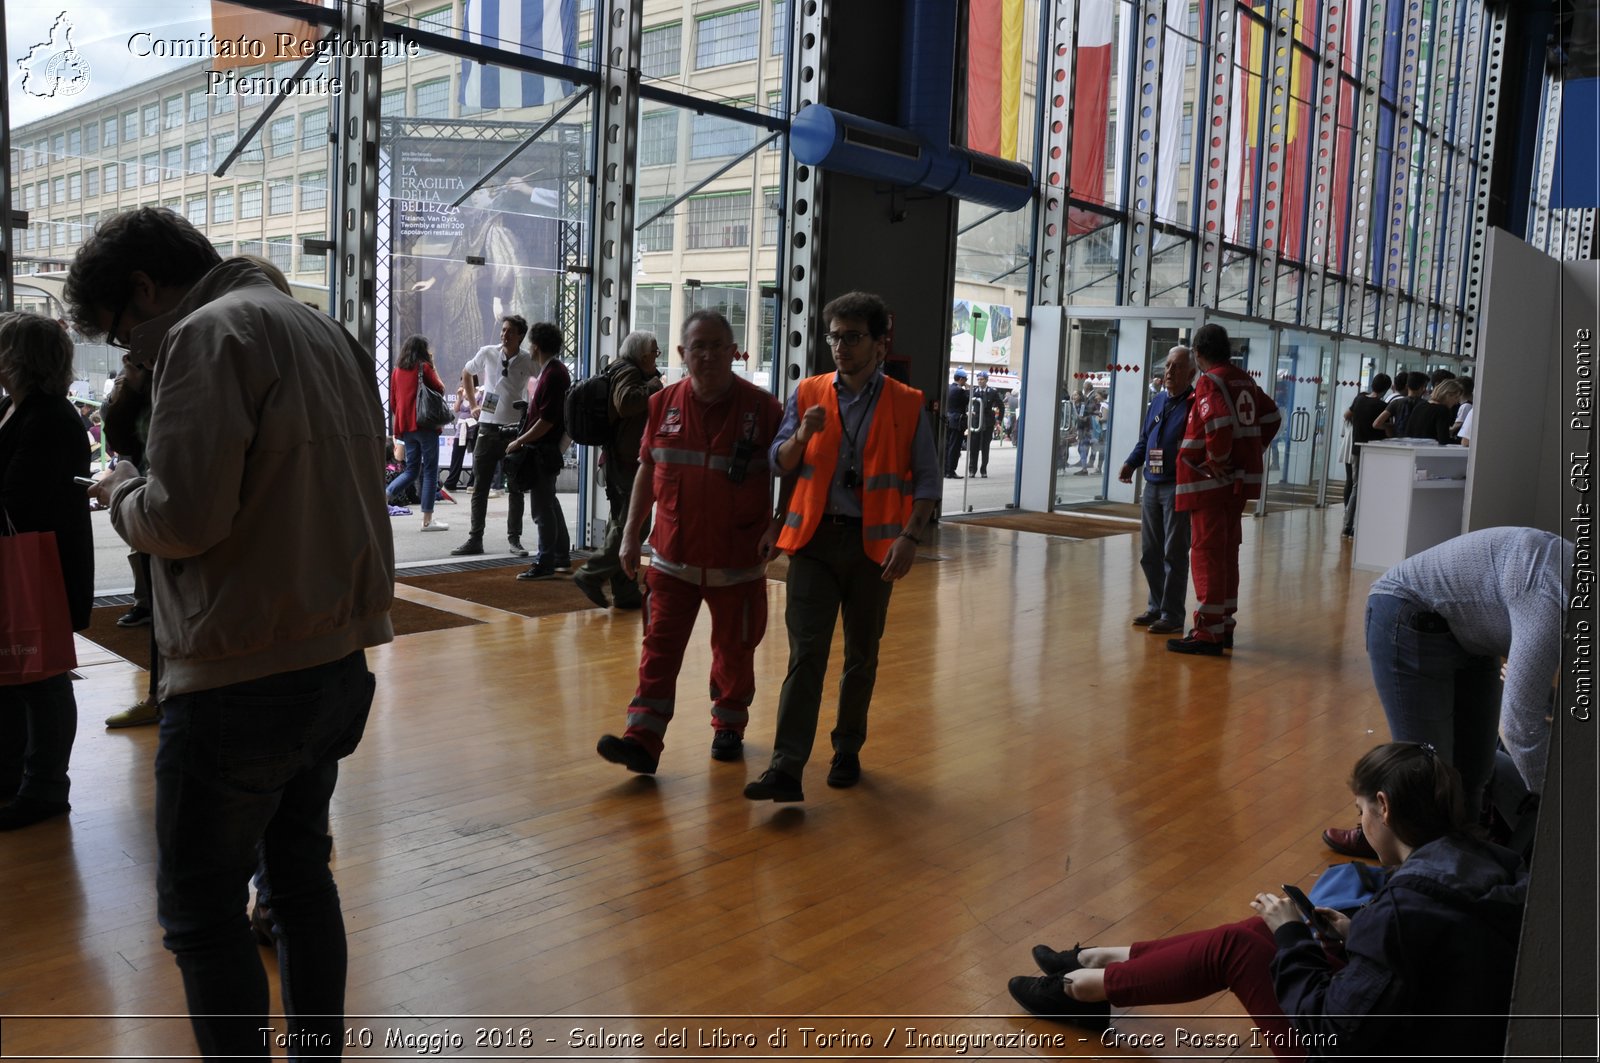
[525, 452, 571, 565]
[469, 425, 525, 542]
[0, 671, 78, 803]
[155, 651, 374, 1060]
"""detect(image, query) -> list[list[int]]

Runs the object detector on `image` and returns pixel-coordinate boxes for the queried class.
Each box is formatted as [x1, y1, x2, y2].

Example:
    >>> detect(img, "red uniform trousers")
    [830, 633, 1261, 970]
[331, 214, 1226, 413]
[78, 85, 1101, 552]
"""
[624, 566, 768, 754]
[1188, 493, 1247, 643]
[1101, 917, 1305, 1061]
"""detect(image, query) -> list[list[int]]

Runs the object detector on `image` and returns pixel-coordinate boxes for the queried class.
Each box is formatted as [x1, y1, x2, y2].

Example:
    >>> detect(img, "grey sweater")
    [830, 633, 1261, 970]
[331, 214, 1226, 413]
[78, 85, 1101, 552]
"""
[1370, 527, 1572, 792]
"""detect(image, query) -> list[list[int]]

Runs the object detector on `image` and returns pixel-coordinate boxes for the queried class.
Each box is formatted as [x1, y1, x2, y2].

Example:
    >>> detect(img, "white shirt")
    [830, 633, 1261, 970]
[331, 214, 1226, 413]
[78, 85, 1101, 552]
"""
[463, 343, 534, 426]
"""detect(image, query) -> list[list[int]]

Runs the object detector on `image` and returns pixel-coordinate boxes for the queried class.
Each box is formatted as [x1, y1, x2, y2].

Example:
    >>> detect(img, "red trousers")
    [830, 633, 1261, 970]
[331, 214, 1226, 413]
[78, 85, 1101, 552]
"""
[1101, 917, 1302, 1061]
[624, 567, 768, 754]
[1188, 495, 1247, 643]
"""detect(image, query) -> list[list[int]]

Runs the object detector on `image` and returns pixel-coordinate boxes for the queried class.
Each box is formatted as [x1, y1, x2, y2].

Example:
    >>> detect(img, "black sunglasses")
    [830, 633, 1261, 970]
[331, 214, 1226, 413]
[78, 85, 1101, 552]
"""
[105, 301, 129, 351]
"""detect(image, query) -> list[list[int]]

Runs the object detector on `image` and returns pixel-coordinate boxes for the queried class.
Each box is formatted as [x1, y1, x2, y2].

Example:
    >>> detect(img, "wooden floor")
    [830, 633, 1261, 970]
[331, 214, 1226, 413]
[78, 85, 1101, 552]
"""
[1, 506, 1384, 1060]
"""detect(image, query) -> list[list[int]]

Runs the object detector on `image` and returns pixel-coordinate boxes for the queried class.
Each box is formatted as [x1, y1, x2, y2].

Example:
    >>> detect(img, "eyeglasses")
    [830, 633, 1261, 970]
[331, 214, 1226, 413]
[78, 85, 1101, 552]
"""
[825, 330, 870, 349]
[105, 301, 129, 352]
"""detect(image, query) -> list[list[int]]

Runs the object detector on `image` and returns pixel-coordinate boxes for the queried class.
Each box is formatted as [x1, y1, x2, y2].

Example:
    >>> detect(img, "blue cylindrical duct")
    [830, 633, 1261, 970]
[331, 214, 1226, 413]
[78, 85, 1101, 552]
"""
[899, 0, 958, 141]
[792, 104, 1033, 211]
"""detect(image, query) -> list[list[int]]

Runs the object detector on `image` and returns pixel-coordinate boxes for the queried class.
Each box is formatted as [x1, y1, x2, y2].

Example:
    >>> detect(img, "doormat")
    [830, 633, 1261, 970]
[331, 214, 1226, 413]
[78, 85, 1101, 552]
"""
[397, 560, 610, 619]
[80, 598, 483, 671]
[954, 510, 1138, 540]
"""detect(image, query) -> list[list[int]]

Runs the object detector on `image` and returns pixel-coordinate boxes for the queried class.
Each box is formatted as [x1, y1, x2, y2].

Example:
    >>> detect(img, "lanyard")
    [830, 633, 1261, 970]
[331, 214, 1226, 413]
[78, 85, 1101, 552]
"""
[835, 374, 881, 475]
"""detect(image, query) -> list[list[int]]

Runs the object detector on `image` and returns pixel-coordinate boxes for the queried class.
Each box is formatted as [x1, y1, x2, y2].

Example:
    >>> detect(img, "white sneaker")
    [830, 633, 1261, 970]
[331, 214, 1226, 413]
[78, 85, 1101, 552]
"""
[420, 520, 450, 532]
[488, 489, 504, 499]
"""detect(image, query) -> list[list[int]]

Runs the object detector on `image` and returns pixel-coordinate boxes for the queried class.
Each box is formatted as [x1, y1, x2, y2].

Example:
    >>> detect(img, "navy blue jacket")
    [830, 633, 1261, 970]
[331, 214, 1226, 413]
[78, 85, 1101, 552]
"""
[1122, 387, 1193, 484]
[1271, 833, 1526, 1058]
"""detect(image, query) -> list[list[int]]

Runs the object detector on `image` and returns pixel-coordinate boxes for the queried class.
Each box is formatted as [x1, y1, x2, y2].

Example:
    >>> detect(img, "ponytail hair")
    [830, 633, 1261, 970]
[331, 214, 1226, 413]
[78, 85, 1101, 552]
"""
[1349, 742, 1468, 849]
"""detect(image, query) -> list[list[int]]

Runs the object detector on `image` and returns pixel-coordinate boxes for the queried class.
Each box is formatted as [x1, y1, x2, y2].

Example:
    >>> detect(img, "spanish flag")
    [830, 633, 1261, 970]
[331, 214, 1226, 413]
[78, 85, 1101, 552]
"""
[210, 0, 319, 72]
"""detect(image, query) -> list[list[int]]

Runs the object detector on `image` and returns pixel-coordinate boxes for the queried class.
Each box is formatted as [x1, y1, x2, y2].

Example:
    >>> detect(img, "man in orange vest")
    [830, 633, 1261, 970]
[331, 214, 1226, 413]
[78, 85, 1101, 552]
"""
[744, 292, 942, 803]
[596, 310, 784, 774]
[1169, 322, 1281, 656]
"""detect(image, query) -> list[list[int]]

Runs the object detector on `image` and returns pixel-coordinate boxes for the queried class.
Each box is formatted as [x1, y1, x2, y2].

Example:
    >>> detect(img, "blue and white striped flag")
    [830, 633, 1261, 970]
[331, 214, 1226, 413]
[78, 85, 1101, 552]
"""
[459, 0, 578, 110]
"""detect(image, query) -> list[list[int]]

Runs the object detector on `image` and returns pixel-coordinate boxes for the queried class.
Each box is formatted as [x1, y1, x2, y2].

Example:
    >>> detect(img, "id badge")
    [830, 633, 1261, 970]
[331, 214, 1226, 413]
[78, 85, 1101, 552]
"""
[1147, 448, 1165, 476]
[481, 391, 500, 415]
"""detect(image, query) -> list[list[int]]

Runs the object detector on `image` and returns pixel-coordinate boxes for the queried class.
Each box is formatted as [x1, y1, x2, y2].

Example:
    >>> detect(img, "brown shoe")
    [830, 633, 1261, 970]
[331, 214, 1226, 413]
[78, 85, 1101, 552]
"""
[1322, 823, 1378, 860]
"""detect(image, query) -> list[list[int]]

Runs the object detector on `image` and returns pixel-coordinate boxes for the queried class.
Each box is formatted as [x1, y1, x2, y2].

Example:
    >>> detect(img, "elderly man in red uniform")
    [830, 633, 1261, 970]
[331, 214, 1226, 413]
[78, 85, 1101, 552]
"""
[1169, 322, 1280, 656]
[595, 310, 784, 775]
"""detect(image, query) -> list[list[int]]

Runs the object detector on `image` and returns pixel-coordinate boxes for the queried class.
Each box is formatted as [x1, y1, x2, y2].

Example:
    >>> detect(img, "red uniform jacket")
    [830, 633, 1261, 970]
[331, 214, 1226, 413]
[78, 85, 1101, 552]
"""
[1175, 362, 1281, 510]
[640, 376, 783, 584]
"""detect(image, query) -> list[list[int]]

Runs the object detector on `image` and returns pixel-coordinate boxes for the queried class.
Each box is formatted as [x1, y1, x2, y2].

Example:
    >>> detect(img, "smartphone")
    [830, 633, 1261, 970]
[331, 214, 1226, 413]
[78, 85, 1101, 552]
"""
[1282, 884, 1343, 942]
[73, 476, 97, 487]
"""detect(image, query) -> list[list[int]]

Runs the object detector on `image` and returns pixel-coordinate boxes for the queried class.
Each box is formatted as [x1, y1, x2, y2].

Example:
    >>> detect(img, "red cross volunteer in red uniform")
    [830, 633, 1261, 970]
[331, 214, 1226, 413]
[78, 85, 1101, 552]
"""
[1170, 322, 1281, 656]
[595, 310, 783, 775]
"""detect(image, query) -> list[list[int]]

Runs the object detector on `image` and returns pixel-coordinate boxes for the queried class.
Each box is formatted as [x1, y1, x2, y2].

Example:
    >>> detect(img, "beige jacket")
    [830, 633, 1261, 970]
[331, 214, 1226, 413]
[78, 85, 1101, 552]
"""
[110, 259, 394, 698]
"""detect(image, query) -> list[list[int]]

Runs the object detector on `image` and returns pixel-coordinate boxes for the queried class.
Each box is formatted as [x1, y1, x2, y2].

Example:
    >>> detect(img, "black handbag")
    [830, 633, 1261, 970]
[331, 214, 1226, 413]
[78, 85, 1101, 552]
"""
[414, 377, 454, 430]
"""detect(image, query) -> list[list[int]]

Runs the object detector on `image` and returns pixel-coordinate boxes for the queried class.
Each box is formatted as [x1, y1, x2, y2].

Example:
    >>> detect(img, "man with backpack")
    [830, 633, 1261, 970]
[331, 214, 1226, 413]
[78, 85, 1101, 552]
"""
[1374, 370, 1429, 438]
[571, 331, 663, 609]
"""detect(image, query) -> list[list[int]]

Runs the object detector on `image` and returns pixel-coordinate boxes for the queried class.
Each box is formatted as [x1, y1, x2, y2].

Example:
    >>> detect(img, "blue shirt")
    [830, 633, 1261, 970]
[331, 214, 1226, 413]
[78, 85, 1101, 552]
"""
[1123, 387, 1194, 483]
[770, 367, 943, 518]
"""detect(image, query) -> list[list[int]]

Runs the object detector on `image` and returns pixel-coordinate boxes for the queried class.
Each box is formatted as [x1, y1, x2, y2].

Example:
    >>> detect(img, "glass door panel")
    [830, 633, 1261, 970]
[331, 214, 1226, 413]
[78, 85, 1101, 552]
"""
[1055, 318, 1116, 505]
[1267, 329, 1334, 509]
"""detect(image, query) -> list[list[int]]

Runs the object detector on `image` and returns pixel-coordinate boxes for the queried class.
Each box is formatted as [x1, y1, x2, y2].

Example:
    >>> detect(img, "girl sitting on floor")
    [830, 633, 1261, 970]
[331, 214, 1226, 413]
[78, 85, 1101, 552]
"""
[1009, 742, 1527, 1059]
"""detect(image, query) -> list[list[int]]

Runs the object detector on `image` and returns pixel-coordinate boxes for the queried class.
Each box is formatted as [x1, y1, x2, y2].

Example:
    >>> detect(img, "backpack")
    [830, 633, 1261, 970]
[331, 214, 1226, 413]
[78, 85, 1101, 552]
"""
[564, 362, 620, 446]
[1392, 395, 1420, 436]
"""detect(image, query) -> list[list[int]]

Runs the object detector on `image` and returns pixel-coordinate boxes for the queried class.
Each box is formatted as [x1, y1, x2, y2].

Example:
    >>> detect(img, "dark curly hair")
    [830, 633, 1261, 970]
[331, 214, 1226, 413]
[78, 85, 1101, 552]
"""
[821, 291, 889, 338]
[527, 321, 563, 357]
[62, 208, 222, 339]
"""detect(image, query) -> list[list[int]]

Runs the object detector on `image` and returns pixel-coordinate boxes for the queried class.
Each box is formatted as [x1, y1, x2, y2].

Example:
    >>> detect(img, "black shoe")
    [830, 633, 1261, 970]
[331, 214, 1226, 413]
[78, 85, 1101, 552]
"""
[1223, 631, 1235, 649]
[1167, 634, 1225, 656]
[612, 591, 643, 610]
[0, 796, 71, 831]
[553, 557, 573, 572]
[597, 734, 659, 775]
[1032, 942, 1086, 977]
[710, 729, 744, 761]
[1146, 617, 1184, 634]
[1131, 611, 1159, 627]
[450, 539, 484, 556]
[572, 570, 609, 608]
[116, 605, 152, 627]
[826, 751, 861, 788]
[980, 471, 988, 477]
[743, 768, 804, 802]
[1006, 974, 1111, 1030]
[516, 562, 557, 581]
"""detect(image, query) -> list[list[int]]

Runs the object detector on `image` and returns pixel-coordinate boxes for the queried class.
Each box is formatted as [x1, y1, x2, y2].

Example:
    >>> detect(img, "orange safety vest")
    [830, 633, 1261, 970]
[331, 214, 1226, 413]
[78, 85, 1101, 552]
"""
[777, 372, 924, 563]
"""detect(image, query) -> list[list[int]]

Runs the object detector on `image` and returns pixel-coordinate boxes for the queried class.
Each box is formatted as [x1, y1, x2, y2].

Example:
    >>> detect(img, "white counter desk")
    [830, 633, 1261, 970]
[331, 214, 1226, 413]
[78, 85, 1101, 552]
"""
[1351, 441, 1469, 572]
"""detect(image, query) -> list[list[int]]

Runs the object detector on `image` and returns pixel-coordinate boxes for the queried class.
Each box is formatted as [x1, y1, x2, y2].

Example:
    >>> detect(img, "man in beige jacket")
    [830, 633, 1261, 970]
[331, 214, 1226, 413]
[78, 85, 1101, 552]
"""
[72, 207, 393, 1059]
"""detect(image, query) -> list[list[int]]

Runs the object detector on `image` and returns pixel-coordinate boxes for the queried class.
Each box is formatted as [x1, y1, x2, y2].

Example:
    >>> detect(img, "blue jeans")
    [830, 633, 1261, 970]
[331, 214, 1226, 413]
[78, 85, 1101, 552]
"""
[385, 430, 440, 514]
[1138, 479, 1190, 623]
[155, 651, 374, 1060]
[1366, 593, 1501, 812]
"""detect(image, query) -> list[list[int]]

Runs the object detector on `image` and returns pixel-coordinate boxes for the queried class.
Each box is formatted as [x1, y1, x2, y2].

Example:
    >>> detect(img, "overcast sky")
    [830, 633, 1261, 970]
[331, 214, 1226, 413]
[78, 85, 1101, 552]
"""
[8, 1, 223, 127]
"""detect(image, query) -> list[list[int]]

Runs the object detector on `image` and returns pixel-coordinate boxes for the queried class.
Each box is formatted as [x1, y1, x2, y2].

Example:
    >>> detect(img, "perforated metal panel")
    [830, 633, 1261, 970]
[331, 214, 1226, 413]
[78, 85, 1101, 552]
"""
[333, 0, 384, 358]
[778, 0, 827, 400]
[1459, 3, 1507, 363]
[1196, 0, 1240, 307]
[1343, 0, 1385, 338]
[1121, 0, 1175, 306]
[1030, 0, 1080, 307]
[1301, 0, 1349, 329]
[591, 0, 641, 366]
[1376, 0, 1423, 342]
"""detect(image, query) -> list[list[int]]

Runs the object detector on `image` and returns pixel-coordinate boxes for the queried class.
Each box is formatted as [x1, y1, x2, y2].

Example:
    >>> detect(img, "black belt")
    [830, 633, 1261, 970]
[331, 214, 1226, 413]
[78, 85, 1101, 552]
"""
[819, 513, 862, 526]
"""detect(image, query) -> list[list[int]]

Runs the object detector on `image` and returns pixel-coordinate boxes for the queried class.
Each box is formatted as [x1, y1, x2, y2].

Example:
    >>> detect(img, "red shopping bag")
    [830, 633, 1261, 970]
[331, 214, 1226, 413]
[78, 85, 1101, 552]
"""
[0, 530, 77, 685]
